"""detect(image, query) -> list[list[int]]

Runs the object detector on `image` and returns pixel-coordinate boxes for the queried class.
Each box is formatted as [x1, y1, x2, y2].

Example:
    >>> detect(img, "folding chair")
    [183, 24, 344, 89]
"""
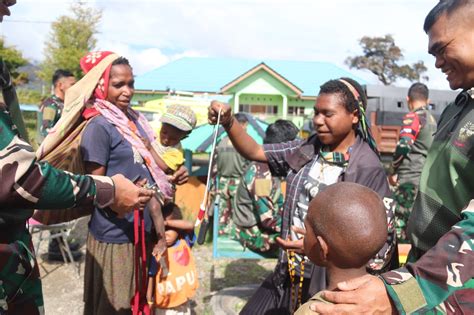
[28, 218, 81, 275]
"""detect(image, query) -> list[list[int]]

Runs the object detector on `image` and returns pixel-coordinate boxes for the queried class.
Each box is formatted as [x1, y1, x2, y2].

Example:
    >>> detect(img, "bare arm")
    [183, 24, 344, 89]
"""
[145, 138, 173, 174]
[165, 219, 194, 232]
[85, 162, 106, 176]
[209, 101, 267, 162]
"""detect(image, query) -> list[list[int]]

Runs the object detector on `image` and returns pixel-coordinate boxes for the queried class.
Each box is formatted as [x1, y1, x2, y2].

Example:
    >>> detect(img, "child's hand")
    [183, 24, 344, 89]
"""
[152, 243, 166, 261]
[169, 165, 189, 185]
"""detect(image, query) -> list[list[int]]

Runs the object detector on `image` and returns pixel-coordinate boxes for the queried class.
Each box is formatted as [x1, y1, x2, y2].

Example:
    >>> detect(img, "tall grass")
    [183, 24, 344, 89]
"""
[22, 111, 38, 150]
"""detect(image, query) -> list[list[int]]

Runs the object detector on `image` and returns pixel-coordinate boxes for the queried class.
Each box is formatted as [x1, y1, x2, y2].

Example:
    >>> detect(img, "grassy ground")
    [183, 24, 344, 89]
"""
[22, 111, 38, 149]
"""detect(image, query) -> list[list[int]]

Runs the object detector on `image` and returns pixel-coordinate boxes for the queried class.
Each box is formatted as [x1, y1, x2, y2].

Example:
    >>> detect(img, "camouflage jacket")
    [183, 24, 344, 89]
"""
[233, 162, 283, 231]
[390, 106, 436, 185]
[382, 90, 474, 314]
[381, 206, 474, 314]
[0, 80, 114, 227]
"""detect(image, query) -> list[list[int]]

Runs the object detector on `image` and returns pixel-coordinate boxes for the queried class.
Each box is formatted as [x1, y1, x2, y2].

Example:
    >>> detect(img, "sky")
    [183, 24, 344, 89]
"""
[0, 0, 451, 90]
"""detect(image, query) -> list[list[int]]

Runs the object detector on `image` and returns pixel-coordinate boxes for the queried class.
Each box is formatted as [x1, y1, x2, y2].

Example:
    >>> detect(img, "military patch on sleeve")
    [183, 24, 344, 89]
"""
[42, 107, 57, 121]
[255, 179, 272, 197]
[390, 277, 427, 313]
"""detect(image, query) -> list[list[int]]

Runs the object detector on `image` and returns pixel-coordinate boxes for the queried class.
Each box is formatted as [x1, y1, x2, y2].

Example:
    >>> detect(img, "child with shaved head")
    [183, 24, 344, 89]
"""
[295, 182, 388, 315]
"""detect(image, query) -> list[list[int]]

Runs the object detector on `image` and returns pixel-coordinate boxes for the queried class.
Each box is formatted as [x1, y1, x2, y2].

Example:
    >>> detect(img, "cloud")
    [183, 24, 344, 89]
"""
[97, 38, 205, 75]
[0, 0, 451, 89]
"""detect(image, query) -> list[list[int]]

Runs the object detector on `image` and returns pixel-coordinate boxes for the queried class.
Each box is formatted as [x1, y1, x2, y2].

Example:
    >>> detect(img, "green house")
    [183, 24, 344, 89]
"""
[133, 57, 366, 127]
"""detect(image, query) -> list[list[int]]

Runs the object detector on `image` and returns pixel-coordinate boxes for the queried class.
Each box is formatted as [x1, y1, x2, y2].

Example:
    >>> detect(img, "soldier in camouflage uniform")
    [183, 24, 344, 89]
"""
[388, 83, 436, 243]
[311, 1, 474, 314]
[36, 69, 76, 145]
[215, 113, 249, 236]
[0, 9, 154, 311]
[232, 120, 298, 254]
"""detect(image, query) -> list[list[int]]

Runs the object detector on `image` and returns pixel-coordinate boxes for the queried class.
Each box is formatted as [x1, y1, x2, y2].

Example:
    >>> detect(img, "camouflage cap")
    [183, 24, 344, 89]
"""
[160, 104, 197, 131]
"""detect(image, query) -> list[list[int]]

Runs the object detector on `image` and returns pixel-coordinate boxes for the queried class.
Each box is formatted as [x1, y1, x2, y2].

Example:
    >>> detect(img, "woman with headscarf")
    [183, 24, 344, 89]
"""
[77, 51, 172, 314]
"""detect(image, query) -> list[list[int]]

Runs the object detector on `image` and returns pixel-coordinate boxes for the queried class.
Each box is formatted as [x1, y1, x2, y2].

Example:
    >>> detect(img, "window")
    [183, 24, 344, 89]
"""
[288, 106, 305, 115]
[239, 104, 250, 112]
[239, 104, 278, 115]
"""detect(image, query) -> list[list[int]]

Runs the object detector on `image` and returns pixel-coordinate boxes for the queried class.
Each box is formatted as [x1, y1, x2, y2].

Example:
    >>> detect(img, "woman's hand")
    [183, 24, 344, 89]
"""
[169, 165, 189, 185]
[208, 101, 233, 128]
[275, 226, 306, 254]
[110, 174, 154, 217]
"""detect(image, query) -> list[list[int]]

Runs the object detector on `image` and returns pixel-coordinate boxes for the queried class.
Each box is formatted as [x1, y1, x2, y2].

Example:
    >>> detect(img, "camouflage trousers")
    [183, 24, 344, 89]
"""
[392, 182, 417, 244]
[234, 225, 279, 256]
[0, 229, 44, 315]
[217, 176, 240, 236]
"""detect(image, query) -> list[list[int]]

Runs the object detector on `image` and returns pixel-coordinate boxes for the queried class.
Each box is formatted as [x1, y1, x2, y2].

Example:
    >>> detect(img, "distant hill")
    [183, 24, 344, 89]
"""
[18, 61, 46, 93]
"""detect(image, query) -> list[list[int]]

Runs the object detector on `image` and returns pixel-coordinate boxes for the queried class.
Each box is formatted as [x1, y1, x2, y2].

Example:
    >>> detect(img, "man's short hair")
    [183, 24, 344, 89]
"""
[408, 82, 429, 102]
[424, 0, 474, 33]
[52, 69, 74, 86]
[234, 113, 249, 124]
[264, 119, 299, 144]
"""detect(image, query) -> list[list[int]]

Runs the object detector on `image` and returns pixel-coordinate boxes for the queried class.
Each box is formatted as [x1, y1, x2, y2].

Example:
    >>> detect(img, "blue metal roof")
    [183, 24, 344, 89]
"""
[135, 57, 366, 97]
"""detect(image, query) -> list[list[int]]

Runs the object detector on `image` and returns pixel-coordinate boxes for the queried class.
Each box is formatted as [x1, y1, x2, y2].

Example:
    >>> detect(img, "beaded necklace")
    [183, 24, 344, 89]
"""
[286, 250, 305, 309]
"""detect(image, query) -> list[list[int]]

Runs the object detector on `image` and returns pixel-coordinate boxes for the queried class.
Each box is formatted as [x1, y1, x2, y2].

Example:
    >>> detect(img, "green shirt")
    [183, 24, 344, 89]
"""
[216, 136, 248, 178]
[294, 291, 331, 315]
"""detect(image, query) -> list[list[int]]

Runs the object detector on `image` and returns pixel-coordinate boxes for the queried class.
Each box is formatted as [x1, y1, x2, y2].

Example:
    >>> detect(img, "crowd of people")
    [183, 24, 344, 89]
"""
[0, 0, 473, 314]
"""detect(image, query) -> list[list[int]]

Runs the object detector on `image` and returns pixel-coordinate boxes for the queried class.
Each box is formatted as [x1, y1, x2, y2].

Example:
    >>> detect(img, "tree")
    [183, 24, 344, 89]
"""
[0, 38, 28, 85]
[38, 2, 101, 84]
[346, 35, 428, 85]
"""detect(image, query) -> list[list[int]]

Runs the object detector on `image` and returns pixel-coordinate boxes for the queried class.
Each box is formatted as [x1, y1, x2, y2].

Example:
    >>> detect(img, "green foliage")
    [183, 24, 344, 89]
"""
[17, 88, 43, 105]
[346, 35, 428, 85]
[0, 38, 28, 85]
[22, 111, 38, 150]
[38, 2, 102, 83]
